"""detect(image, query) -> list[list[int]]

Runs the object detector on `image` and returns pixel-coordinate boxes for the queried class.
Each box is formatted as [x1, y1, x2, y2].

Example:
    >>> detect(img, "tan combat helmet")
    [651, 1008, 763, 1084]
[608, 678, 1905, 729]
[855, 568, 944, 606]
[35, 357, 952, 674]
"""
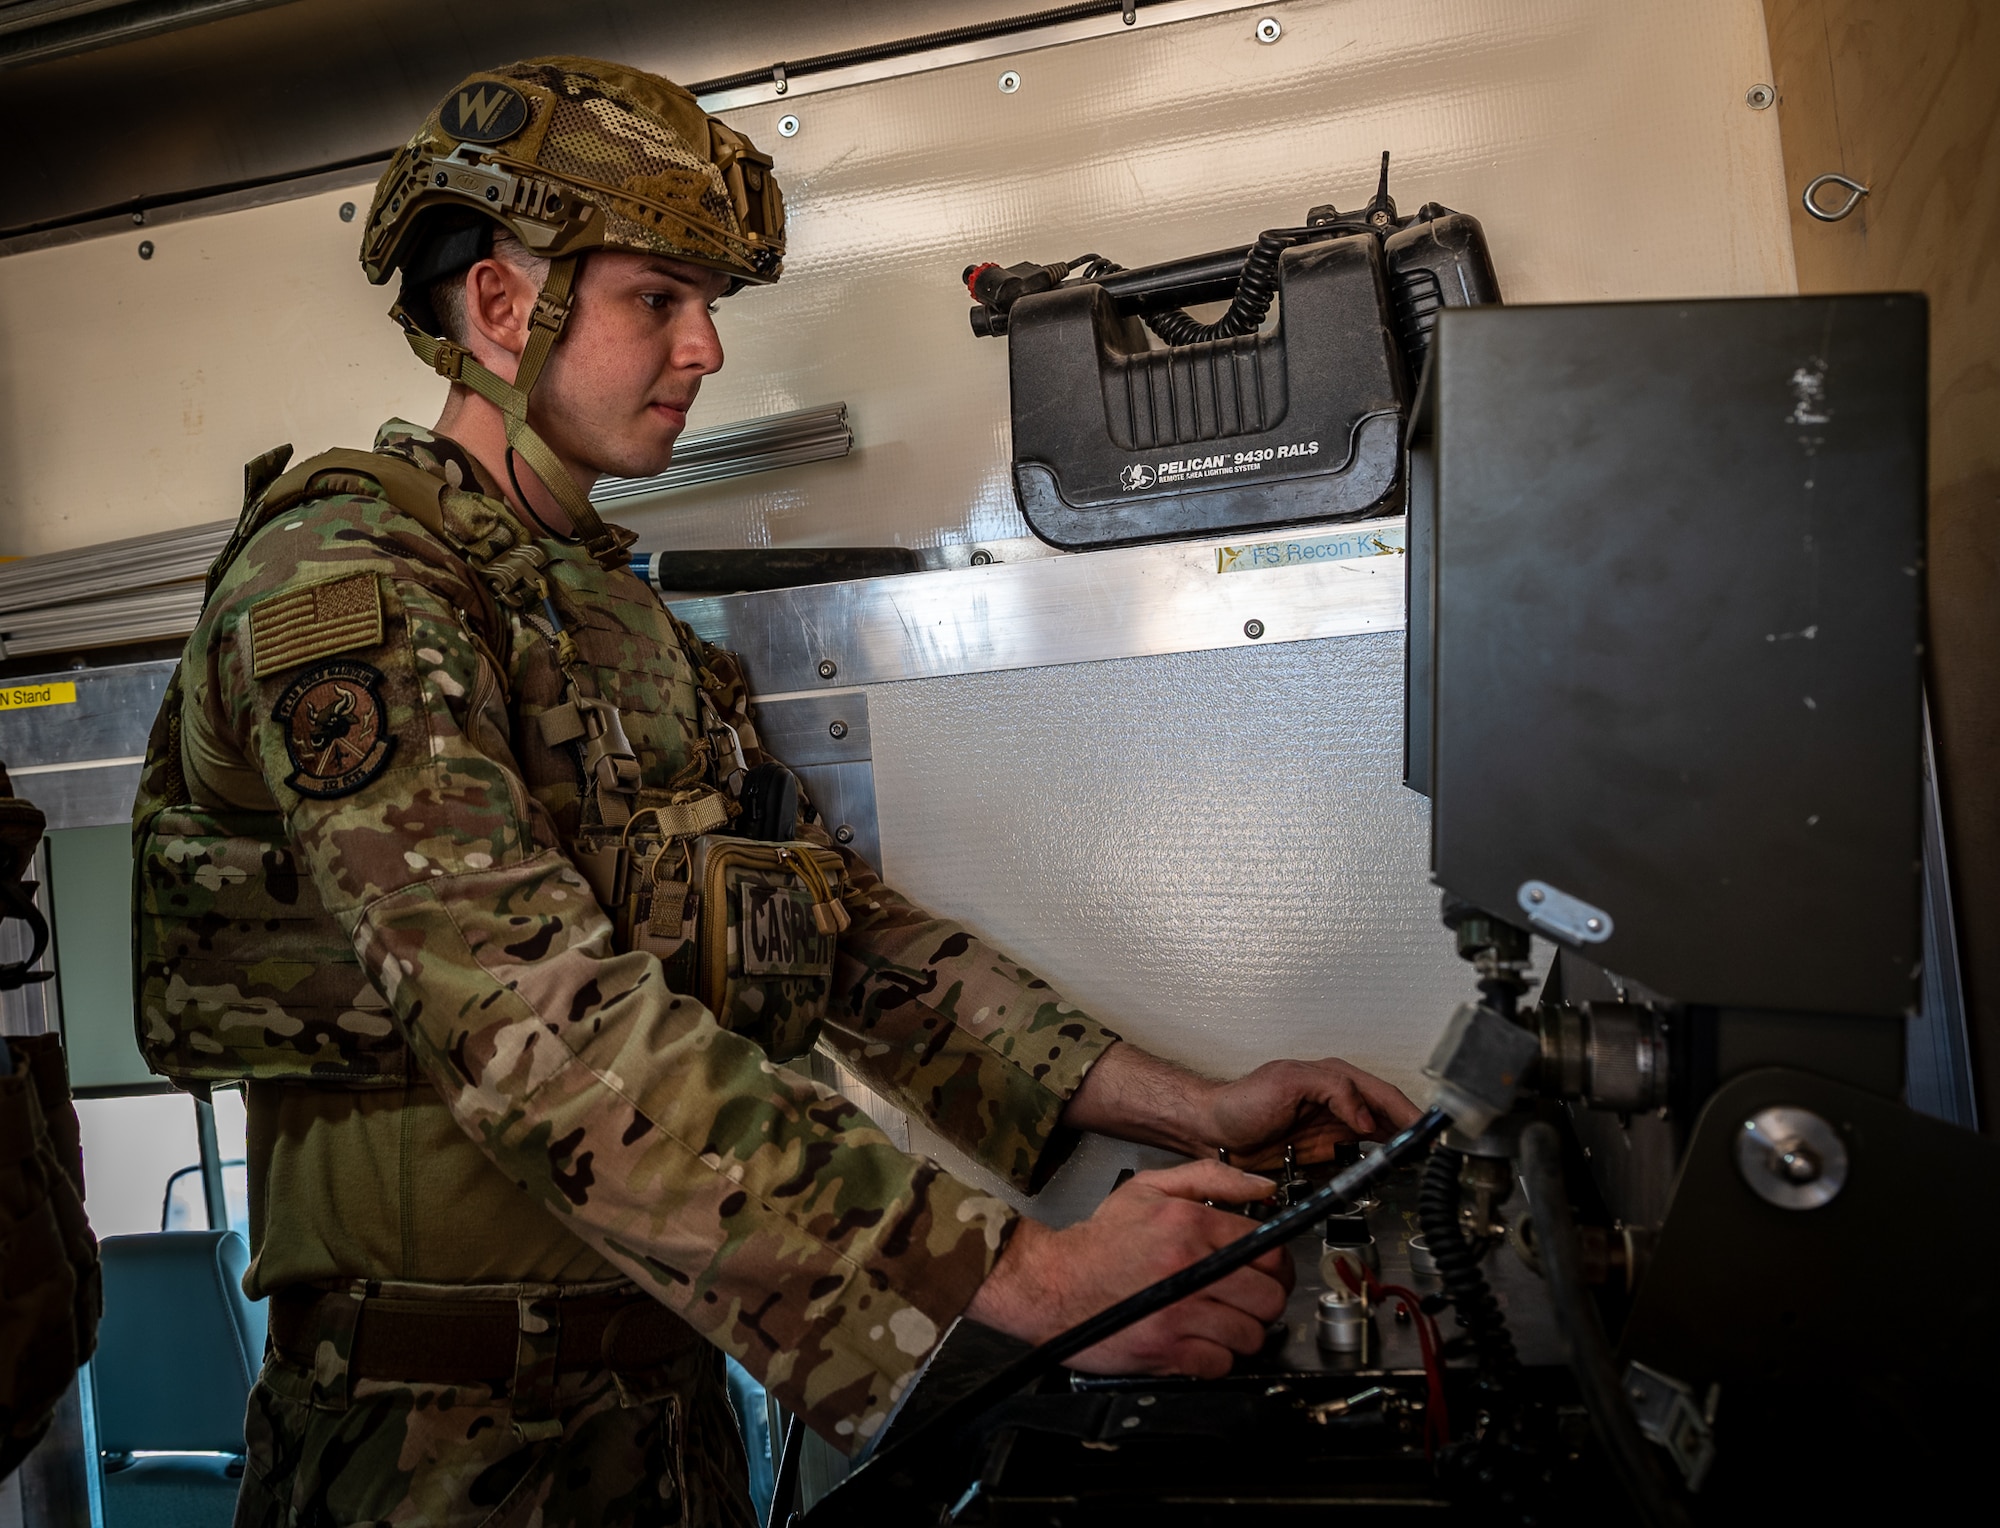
[359, 57, 787, 560]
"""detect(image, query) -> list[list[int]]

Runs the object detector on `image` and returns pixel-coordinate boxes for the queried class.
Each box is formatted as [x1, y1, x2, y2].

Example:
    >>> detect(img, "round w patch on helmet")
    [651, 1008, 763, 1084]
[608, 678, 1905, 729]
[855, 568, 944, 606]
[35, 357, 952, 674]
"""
[448, 81, 530, 144]
[274, 660, 396, 799]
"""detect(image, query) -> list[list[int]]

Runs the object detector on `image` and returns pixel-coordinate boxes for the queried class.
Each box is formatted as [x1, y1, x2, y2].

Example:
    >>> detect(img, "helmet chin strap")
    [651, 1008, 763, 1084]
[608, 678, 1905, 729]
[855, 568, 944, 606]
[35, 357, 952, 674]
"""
[396, 254, 626, 566]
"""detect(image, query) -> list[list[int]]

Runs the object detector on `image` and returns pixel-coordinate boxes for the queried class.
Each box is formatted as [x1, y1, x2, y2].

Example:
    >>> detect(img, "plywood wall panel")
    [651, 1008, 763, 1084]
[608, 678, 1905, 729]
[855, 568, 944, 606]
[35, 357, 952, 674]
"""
[1764, 0, 2000, 1127]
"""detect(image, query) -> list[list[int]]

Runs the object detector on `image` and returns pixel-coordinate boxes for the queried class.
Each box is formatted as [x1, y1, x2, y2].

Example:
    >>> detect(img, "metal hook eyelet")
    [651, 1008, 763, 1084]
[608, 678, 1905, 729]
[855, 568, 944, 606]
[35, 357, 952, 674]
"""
[1802, 172, 1869, 222]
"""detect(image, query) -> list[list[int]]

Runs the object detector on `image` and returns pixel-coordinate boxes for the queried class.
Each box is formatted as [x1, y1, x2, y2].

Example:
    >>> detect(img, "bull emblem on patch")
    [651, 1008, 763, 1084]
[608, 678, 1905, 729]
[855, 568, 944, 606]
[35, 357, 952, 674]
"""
[274, 661, 396, 800]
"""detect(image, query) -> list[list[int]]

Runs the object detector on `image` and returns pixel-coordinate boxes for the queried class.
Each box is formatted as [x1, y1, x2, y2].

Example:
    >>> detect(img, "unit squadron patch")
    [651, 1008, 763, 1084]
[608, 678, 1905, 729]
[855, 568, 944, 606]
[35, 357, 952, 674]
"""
[273, 660, 395, 799]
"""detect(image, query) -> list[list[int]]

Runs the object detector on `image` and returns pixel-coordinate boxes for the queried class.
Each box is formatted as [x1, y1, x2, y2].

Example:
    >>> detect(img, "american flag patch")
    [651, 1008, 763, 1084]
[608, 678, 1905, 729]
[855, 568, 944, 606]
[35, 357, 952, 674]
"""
[249, 573, 384, 679]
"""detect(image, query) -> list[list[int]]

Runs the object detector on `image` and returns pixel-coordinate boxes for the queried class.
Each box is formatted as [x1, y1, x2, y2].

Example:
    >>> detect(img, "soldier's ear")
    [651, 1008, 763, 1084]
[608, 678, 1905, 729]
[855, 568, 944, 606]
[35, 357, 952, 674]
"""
[461, 257, 536, 367]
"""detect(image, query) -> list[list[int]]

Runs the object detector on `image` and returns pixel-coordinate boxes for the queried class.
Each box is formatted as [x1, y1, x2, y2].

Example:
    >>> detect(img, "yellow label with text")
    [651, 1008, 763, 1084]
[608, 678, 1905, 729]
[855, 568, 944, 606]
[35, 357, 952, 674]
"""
[0, 681, 78, 711]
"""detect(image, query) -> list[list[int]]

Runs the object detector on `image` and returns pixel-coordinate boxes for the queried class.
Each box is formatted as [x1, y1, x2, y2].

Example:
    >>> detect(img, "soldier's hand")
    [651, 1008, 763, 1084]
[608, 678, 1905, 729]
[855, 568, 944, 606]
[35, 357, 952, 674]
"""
[1061, 1043, 1418, 1167]
[1200, 1056, 1421, 1167]
[965, 1161, 1291, 1380]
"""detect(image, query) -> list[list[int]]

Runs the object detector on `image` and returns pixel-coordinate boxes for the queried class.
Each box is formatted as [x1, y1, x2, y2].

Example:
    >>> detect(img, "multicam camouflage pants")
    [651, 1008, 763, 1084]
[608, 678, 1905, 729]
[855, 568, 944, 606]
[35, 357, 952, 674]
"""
[234, 1314, 759, 1528]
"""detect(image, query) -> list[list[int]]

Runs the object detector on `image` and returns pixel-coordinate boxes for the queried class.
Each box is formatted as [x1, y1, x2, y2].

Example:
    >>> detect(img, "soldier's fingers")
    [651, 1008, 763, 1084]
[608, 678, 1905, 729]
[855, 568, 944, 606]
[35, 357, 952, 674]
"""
[1174, 1297, 1271, 1357]
[1352, 1070, 1422, 1130]
[1132, 1160, 1276, 1206]
[1300, 1070, 1376, 1137]
[1202, 1262, 1291, 1323]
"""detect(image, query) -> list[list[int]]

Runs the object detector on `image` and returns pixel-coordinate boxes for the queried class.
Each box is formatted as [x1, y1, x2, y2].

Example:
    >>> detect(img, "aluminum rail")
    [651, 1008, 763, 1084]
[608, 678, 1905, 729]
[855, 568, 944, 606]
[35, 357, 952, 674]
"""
[0, 403, 850, 646]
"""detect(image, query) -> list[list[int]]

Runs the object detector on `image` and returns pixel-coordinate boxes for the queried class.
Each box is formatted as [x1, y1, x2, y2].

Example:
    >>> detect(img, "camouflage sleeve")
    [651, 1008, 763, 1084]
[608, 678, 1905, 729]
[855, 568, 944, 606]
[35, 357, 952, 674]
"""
[207, 508, 1017, 1450]
[683, 632, 1124, 1193]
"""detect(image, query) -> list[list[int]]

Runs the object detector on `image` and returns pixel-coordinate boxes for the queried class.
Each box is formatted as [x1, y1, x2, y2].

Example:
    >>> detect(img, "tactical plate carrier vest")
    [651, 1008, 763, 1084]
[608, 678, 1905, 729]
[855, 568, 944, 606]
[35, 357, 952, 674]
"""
[133, 447, 847, 1090]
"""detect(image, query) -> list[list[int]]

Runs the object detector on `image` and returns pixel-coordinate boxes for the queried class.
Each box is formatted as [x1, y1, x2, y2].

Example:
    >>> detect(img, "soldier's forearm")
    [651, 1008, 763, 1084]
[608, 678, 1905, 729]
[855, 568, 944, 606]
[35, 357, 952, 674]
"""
[1057, 1042, 1219, 1158]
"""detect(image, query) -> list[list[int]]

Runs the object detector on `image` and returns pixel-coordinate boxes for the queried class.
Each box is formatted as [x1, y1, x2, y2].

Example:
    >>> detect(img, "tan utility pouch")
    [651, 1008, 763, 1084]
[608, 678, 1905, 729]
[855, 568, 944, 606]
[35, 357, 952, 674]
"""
[691, 836, 848, 1063]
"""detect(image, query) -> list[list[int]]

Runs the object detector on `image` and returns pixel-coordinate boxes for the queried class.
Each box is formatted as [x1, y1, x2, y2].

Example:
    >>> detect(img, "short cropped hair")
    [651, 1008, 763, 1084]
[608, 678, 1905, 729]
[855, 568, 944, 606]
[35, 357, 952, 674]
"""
[429, 230, 551, 346]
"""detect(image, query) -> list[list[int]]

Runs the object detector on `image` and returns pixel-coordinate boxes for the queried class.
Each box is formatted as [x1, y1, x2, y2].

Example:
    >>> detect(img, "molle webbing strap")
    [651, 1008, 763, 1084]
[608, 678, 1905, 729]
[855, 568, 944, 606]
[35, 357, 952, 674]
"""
[397, 256, 627, 569]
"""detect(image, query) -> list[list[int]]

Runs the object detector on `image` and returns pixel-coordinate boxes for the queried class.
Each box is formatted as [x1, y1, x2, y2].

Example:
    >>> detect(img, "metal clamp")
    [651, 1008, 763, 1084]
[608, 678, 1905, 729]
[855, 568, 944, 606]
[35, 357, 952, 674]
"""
[1517, 879, 1613, 945]
[1802, 172, 1869, 222]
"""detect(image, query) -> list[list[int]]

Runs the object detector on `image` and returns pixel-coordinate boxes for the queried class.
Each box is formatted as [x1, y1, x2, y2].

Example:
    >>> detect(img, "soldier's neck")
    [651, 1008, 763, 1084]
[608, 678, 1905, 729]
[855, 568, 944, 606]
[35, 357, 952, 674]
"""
[433, 388, 597, 540]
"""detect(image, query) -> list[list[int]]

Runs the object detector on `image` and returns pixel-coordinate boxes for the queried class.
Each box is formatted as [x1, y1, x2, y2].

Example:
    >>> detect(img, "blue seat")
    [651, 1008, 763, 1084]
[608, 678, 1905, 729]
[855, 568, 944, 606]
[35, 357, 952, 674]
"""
[93, 1231, 267, 1528]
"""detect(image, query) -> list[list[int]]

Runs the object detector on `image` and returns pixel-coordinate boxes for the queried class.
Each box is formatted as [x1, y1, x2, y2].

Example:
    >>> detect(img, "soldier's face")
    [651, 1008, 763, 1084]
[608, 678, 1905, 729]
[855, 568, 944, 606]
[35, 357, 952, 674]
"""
[534, 251, 731, 480]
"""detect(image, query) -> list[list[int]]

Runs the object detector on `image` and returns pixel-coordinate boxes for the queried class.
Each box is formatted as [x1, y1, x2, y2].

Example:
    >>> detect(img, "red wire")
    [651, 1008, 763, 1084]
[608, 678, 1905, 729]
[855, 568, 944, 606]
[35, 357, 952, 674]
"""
[1333, 1261, 1452, 1452]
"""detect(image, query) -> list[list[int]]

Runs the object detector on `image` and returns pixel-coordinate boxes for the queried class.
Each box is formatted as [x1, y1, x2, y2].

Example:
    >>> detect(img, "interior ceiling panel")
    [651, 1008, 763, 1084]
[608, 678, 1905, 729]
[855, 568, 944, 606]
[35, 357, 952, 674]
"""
[0, 0, 996, 235]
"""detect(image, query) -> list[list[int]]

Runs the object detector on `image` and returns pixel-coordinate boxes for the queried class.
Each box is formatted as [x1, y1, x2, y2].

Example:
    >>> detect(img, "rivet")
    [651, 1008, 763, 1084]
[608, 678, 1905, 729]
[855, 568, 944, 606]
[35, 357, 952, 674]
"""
[1585, 916, 1603, 932]
[817, 659, 838, 680]
[998, 70, 1021, 94]
[969, 549, 994, 565]
[434, 171, 449, 186]
[834, 825, 855, 845]
[1243, 618, 1265, 640]
[1256, 16, 1283, 43]
[778, 114, 800, 138]
[1528, 887, 1546, 904]
[486, 185, 500, 201]
[338, 201, 357, 222]
[137, 240, 155, 260]
[131, 211, 146, 226]
[1747, 83, 1775, 110]
[828, 720, 848, 739]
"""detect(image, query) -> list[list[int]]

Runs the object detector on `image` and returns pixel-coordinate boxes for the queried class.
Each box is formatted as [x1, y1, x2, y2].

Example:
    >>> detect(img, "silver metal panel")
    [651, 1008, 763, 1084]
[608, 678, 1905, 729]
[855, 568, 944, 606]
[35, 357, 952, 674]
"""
[7, 761, 142, 831]
[869, 631, 1461, 1099]
[0, 662, 171, 766]
[670, 517, 1404, 693]
[839, 629, 1468, 1216]
[793, 761, 882, 873]
[753, 690, 872, 768]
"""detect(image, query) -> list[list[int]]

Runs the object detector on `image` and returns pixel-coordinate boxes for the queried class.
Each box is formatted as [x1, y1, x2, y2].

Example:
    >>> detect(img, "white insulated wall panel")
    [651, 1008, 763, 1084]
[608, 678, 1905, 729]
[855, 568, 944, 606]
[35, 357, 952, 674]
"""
[0, 0, 1792, 556]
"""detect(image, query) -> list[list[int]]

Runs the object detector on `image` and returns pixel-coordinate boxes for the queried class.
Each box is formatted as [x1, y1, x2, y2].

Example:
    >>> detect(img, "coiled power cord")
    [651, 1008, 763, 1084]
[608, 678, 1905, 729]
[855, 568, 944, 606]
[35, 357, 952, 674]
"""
[1417, 1145, 1521, 1383]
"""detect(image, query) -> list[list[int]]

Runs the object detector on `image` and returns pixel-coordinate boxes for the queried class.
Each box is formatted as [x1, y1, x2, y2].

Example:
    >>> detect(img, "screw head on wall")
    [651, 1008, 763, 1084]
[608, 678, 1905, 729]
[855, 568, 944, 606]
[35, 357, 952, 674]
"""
[1746, 83, 1775, 109]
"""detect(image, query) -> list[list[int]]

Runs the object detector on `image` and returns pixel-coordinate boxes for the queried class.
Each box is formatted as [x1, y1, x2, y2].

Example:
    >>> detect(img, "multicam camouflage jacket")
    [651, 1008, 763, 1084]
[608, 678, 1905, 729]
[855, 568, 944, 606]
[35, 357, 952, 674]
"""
[132, 421, 1120, 1446]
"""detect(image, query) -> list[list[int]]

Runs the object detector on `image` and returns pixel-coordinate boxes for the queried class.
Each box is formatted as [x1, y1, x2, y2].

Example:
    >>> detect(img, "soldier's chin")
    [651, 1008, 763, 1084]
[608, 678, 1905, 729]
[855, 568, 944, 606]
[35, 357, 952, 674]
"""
[589, 438, 678, 481]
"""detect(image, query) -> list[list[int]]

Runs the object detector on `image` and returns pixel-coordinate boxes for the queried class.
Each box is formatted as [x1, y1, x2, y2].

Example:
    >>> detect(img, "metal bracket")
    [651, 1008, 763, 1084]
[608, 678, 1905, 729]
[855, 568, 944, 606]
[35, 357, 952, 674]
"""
[1516, 879, 1613, 945]
[1624, 1361, 1718, 1491]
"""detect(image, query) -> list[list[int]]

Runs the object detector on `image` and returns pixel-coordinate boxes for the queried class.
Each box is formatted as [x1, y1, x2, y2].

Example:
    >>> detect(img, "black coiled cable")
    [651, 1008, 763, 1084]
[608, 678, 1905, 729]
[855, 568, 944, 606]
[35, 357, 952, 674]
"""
[1081, 219, 1371, 348]
[1418, 1145, 1519, 1382]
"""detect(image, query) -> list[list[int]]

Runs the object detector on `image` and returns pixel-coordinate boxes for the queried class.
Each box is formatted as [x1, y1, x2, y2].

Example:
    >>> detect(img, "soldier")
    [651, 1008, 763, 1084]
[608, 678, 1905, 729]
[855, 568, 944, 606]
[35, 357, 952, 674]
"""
[133, 58, 1419, 1527]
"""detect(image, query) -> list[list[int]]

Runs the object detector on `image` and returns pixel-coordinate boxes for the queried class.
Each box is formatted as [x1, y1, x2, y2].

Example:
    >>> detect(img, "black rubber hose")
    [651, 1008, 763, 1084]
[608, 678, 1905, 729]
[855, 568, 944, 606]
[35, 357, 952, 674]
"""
[1517, 1122, 1694, 1528]
[1417, 1146, 1518, 1381]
